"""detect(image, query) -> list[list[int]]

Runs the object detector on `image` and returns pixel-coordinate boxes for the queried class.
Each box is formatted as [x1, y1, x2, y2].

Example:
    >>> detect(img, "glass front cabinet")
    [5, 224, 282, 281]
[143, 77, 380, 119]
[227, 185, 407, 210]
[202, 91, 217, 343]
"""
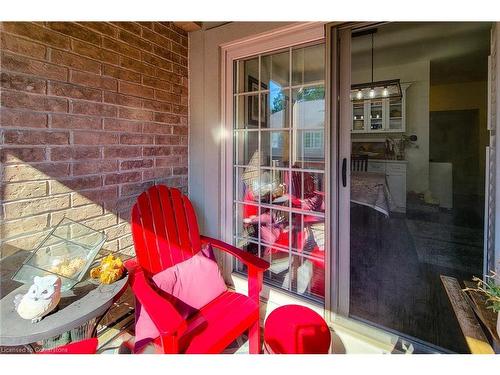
[351, 83, 409, 133]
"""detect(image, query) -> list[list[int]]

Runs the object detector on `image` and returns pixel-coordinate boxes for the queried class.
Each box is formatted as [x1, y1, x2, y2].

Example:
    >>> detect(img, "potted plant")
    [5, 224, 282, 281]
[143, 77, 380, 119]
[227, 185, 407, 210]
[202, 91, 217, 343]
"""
[466, 271, 500, 338]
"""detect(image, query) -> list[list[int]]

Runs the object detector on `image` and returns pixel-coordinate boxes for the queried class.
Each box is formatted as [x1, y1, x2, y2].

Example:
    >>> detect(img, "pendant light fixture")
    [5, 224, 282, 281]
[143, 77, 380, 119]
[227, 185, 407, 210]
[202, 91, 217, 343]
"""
[351, 28, 402, 102]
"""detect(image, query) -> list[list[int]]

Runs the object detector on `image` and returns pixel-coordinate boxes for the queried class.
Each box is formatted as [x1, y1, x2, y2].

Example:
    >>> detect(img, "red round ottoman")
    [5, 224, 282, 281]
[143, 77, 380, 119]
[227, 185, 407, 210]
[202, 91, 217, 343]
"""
[264, 305, 331, 354]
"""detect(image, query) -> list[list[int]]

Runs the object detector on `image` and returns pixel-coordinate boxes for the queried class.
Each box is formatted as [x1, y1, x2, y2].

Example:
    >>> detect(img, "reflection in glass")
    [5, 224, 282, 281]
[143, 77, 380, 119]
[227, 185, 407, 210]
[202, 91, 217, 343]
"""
[292, 86, 325, 129]
[261, 51, 290, 88]
[294, 129, 325, 170]
[235, 203, 259, 241]
[234, 131, 259, 165]
[289, 171, 325, 212]
[237, 57, 259, 93]
[261, 248, 289, 286]
[292, 86, 325, 169]
[262, 84, 289, 129]
[290, 213, 325, 299]
[289, 252, 325, 299]
[258, 207, 291, 288]
[292, 44, 325, 86]
[233, 42, 325, 303]
[235, 166, 256, 202]
[291, 213, 324, 253]
[234, 241, 259, 273]
[261, 131, 289, 167]
[260, 208, 290, 253]
[260, 168, 289, 206]
[235, 95, 259, 129]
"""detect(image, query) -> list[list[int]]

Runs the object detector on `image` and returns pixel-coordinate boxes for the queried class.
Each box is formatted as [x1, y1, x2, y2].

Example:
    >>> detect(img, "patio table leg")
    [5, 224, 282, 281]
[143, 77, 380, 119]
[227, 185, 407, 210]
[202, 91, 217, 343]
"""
[37, 317, 98, 350]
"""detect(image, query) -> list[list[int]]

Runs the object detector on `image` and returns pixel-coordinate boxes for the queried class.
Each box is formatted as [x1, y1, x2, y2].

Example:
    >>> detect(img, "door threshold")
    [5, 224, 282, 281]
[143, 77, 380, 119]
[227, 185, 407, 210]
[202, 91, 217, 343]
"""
[347, 315, 454, 354]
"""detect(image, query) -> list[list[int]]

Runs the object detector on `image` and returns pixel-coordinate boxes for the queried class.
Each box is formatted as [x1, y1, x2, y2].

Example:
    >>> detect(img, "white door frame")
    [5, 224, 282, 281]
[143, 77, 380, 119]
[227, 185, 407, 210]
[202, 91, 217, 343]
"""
[492, 23, 500, 275]
[219, 22, 332, 314]
[329, 22, 384, 317]
[337, 27, 353, 317]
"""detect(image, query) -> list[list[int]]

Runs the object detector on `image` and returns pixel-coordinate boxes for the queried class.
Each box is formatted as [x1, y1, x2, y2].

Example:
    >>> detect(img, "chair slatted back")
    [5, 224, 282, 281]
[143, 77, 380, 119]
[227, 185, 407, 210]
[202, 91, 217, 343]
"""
[131, 185, 202, 275]
[351, 154, 368, 172]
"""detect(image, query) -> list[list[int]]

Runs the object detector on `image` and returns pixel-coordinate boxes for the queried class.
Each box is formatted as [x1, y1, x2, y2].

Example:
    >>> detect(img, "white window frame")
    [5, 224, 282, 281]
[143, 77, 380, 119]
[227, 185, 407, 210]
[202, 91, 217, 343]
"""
[219, 22, 331, 314]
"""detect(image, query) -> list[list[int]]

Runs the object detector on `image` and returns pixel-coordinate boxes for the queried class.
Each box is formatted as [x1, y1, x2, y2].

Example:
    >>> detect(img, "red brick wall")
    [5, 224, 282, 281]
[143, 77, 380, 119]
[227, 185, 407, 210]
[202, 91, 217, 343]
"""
[0, 22, 188, 257]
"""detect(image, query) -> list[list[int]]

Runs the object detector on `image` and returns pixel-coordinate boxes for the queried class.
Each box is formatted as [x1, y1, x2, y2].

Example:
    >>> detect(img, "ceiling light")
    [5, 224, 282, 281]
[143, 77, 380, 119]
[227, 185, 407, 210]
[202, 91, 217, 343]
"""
[351, 28, 402, 102]
[351, 80, 402, 102]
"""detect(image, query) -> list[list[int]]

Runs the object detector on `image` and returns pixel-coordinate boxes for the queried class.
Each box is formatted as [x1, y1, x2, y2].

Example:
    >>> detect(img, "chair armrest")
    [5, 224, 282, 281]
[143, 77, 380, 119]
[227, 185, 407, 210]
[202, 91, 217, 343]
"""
[200, 236, 269, 272]
[124, 259, 187, 337]
[200, 236, 269, 301]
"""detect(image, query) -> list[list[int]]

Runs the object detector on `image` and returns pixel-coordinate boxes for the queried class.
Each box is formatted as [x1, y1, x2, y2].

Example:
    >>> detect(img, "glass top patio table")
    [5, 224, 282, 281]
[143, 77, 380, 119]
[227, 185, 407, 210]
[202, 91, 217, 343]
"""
[0, 251, 128, 348]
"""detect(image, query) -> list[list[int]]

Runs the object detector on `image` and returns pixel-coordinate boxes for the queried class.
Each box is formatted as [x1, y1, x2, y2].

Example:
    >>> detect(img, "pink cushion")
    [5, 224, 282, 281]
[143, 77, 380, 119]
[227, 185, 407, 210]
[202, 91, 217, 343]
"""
[134, 244, 227, 351]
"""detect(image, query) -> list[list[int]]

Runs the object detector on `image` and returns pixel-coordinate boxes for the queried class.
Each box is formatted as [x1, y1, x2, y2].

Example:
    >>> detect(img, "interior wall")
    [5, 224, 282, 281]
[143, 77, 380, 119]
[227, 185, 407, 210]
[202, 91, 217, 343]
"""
[430, 80, 489, 195]
[189, 22, 292, 237]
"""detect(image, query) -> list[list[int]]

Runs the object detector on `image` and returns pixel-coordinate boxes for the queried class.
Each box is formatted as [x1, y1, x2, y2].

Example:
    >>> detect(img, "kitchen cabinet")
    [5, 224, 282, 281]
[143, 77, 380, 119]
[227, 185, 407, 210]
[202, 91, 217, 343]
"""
[352, 83, 410, 134]
[367, 160, 407, 213]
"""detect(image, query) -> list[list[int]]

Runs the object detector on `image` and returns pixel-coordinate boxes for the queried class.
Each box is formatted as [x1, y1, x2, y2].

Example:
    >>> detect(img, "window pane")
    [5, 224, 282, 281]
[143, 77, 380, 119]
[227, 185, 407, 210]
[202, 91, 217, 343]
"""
[234, 203, 260, 241]
[262, 88, 289, 129]
[261, 51, 290, 89]
[234, 131, 259, 165]
[261, 131, 289, 167]
[234, 240, 260, 273]
[290, 213, 325, 299]
[262, 245, 291, 289]
[289, 252, 325, 299]
[237, 57, 259, 93]
[292, 86, 325, 129]
[289, 171, 325, 213]
[260, 207, 290, 253]
[294, 129, 325, 170]
[235, 166, 260, 202]
[235, 95, 259, 129]
[292, 86, 325, 169]
[292, 44, 325, 86]
[259, 168, 290, 206]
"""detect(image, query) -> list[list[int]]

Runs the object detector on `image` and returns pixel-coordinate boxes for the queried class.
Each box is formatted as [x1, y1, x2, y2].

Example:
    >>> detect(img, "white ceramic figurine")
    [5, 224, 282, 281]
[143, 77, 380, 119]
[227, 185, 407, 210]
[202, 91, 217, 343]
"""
[14, 275, 62, 323]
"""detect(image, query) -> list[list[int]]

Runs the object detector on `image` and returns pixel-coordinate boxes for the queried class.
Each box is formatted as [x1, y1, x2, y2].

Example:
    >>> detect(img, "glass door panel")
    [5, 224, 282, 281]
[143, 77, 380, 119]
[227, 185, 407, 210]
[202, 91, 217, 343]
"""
[232, 43, 326, 303]
[347, 21, 489, 353]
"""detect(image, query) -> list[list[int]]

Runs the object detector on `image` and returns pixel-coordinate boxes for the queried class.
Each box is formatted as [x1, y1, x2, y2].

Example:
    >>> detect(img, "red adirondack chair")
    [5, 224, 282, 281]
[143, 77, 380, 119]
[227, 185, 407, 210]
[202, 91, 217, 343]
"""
[125, 185, 269, 354]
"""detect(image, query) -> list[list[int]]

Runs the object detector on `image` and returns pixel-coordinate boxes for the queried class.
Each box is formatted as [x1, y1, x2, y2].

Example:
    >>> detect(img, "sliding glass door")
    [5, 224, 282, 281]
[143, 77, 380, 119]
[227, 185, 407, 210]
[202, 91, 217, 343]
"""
[338, 22, 493, 352]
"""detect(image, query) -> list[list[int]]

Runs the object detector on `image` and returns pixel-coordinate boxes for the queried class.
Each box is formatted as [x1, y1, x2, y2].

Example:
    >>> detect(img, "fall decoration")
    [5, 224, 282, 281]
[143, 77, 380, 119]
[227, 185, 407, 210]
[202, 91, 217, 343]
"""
[90, 255, 124, 284]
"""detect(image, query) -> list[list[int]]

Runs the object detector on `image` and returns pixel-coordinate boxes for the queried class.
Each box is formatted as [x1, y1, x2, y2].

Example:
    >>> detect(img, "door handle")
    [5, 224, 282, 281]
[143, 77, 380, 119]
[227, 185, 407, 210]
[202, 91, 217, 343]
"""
[342, 158, 347, 187]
